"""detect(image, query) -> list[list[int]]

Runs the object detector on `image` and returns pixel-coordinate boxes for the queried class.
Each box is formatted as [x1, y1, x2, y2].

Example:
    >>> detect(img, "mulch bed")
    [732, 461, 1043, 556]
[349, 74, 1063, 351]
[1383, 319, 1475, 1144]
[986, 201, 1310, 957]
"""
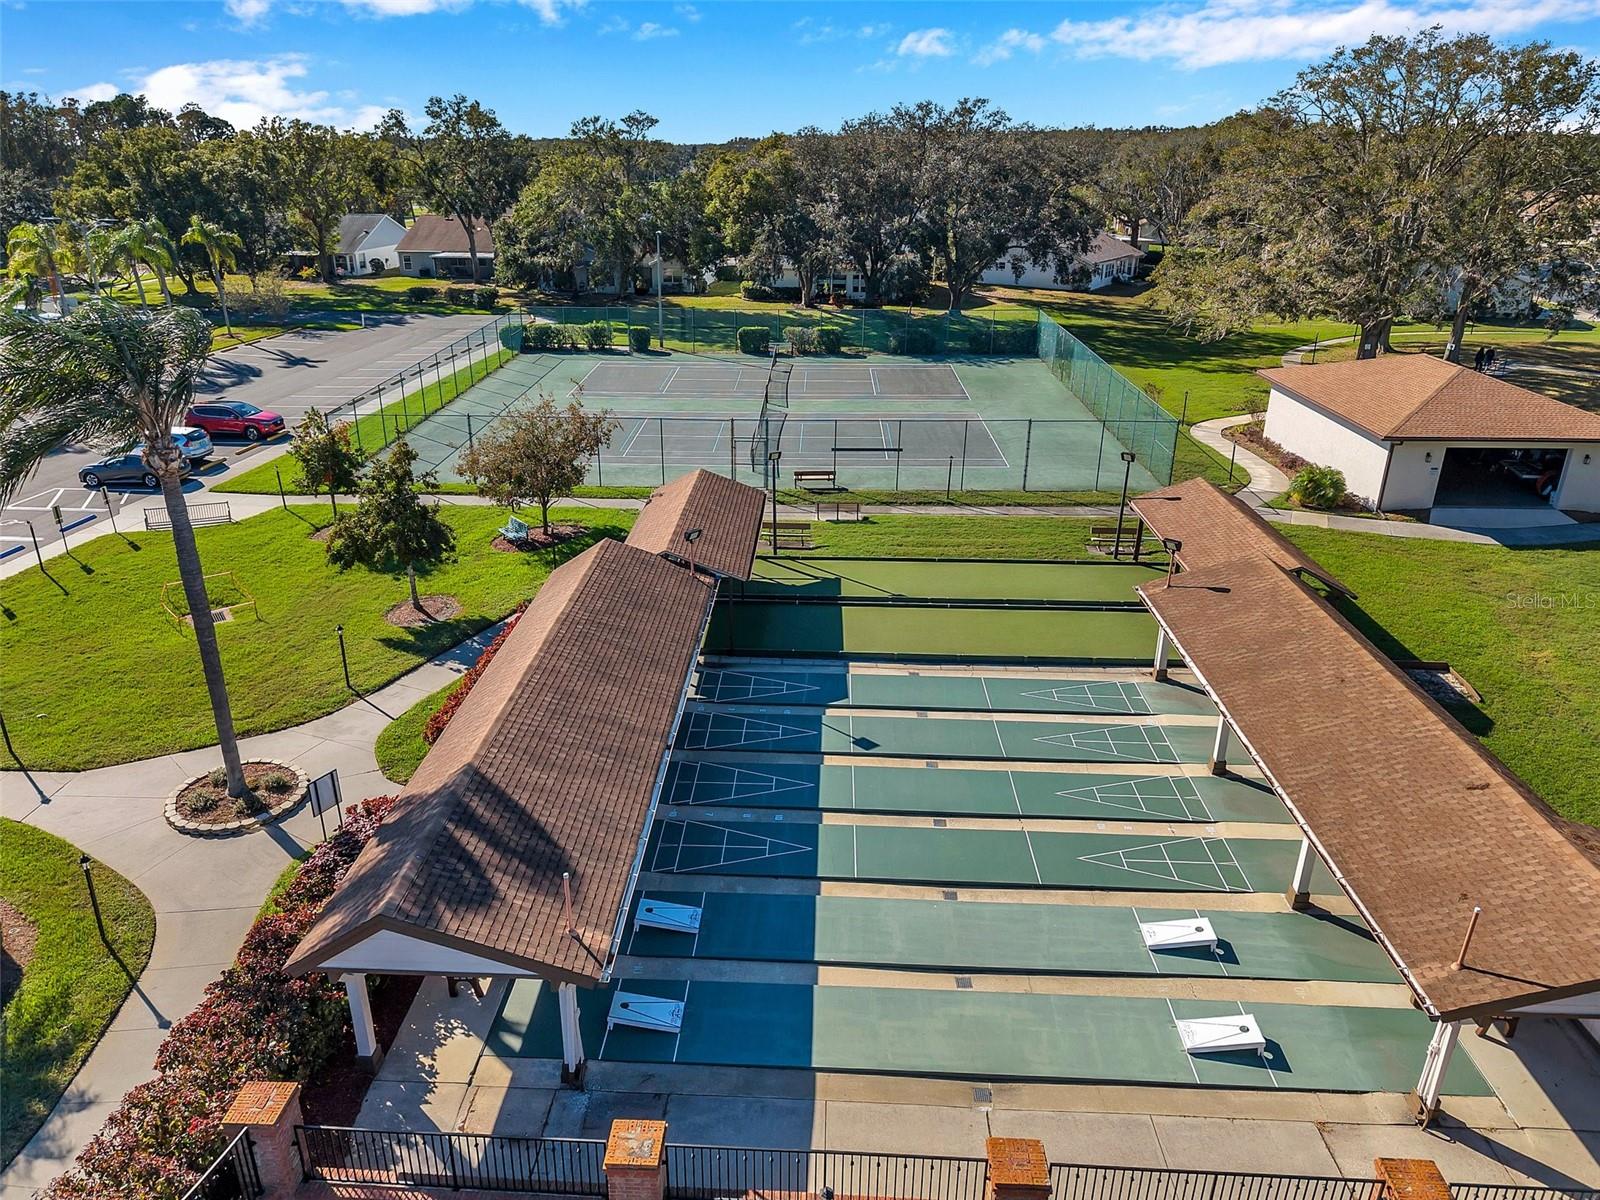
[301, 975, 425, 1126]
[173, 762, 300, 826]
[0, 898, 38, 1010]
[384, 594, 463, 628]
[491, 522, 586, 553]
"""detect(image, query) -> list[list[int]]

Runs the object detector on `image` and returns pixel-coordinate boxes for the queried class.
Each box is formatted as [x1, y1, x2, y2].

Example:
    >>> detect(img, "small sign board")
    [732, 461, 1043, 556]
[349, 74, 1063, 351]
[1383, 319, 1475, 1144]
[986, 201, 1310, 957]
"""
[308, 769, 343, 837]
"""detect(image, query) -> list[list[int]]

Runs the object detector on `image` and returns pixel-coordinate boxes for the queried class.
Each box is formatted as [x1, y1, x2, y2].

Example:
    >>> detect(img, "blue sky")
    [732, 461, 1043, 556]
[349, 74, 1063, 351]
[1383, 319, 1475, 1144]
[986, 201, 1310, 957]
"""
[5, 0, 1600, 139]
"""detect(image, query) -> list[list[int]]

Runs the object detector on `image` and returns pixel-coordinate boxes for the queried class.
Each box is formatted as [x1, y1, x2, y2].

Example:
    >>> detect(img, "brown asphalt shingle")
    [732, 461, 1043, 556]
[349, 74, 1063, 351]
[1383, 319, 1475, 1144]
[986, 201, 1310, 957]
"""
[626, 469, 767, 580]
[396, 214, 495, 255]
[284, 539, 713, 985]
[1258, 356, 1600, 442]
[1130, 478, 1352, 597]
[1139, 556, 1600, 1020]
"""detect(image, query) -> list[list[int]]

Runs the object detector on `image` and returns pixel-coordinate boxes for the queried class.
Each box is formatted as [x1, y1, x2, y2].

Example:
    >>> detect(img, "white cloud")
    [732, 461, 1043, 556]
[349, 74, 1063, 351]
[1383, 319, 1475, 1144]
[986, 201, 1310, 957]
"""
[974, 27, 1046, 65]
[81, 55, 389, 129]
[597, 13, 629, 33]
[1049, 0, 1600, 69]
[633, 20, 678, 39]
[675, 3, 700, 21]
[896, 28, 954, 58]
[64, 81, 119, 103]
[224, 0, 272, 25]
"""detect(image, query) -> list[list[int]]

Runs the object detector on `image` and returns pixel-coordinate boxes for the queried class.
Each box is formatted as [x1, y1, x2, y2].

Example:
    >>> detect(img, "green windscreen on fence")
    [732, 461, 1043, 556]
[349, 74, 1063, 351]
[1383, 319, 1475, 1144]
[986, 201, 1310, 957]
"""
[1036, 311, 1176, 485]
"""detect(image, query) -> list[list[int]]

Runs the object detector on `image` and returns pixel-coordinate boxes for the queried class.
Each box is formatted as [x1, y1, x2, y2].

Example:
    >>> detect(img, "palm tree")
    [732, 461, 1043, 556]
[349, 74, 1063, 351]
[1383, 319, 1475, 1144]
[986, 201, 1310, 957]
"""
[113, 219, 176, 310]
[71, 223, 118, 297]
[0, 301, 250, 797]
[6, 221, 67, 311]
[182, 216, 242, 336]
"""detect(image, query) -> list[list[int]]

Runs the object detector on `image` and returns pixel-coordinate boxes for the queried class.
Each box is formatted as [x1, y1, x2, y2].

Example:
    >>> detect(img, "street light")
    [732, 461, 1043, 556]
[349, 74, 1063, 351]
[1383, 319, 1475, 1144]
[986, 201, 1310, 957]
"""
[768, 451, 783, 553]
[1113, 450, 1137, 560]
[655, 230, 664, 349]
[80, 853, 108, 945]
[682, 527, 703, 576]
[1162, 537, 1183, 583]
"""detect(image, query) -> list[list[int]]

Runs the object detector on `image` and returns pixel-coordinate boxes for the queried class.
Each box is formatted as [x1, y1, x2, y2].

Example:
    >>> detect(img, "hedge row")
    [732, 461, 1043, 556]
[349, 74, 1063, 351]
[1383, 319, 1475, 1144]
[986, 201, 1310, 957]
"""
[422, 606, 525, 746]
[46, 797, 397, 1200]
[405, 285, 500, 308]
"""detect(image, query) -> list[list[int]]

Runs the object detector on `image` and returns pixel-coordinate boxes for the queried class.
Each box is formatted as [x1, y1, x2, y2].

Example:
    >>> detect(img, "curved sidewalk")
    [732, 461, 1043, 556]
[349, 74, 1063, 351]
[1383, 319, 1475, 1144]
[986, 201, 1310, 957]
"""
[0, 624, 504, 1199]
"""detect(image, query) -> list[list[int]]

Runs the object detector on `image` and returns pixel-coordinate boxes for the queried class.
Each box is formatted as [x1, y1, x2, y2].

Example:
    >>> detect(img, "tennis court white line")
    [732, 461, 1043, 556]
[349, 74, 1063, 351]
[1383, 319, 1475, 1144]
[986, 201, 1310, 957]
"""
[568, 361, 603, 397]
[951, 366, 975, 405]
[616, 418, 648, 457]
[660, 366, 682, 395]
[869, 367, 880, 396]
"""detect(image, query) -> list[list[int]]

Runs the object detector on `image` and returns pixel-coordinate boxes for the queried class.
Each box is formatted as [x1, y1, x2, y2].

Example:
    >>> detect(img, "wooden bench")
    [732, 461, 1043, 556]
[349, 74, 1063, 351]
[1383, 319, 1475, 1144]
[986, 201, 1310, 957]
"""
[145, 501, 232, 532]
[1087, 523, 1146, 559]
[792, 468, 837, 491]
[816, 500, 861, 522]
[761, 519, 815, 550]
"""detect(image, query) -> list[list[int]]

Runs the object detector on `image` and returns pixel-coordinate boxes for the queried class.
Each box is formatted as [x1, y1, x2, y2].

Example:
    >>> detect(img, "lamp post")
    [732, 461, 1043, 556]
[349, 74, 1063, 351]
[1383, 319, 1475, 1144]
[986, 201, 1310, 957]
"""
[1113, 450, 1136, 560]
[768, 451, 782, 553]
[655, 230, 664, 349]
[682, 527, 703, 577]
[1162, 537, 1183, 584]
[80, 853, 108, 945]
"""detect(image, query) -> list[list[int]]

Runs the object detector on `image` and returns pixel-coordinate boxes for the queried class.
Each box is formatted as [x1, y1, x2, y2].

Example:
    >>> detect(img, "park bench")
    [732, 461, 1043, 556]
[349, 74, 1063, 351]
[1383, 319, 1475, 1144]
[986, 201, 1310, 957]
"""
[816, 499, 862, 522]
[1088, 523, 1146, 559]
[792, 468, 837, 491]
[761, 519, 815, 551]
[145, 501, 232, 532]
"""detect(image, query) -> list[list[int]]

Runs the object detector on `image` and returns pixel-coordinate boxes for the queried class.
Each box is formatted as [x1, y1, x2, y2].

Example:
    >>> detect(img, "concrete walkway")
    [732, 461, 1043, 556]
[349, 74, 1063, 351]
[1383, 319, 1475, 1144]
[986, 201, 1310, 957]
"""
[0, 625, 504, 1199]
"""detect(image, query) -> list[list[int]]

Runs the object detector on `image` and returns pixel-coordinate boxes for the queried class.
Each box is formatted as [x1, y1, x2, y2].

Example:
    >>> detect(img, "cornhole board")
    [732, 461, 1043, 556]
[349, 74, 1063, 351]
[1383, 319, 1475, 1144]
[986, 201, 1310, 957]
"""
[1177, 1013, 1266, 1055]
[1140, 917, 1218, 951]
[635, 899, 703, 935]
[609, 992, 684, 1034]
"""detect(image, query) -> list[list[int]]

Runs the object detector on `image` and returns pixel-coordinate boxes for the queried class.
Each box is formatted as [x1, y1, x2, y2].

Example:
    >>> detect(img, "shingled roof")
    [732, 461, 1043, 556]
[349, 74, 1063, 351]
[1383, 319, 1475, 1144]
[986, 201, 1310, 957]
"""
[284, 539, 713, 985]
[1258, 355, 1600, 442]
[626, 469, 767, 581]
[1139, 554, 1600, 1021]
[1130, 478, 1352, 597]
[396, 214, 495, 255]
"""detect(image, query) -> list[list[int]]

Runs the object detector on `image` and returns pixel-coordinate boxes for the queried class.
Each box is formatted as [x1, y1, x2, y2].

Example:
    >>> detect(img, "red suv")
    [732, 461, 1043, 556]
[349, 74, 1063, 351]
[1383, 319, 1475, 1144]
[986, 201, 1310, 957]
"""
[184, 401, 287, 442]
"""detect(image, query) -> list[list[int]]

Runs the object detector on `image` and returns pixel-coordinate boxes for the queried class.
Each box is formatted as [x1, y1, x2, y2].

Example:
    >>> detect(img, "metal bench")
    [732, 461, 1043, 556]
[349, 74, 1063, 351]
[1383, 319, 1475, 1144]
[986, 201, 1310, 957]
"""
[816, 500, 862, 522]
[145, 502, 232, 531]
[792, 468, 837, 491]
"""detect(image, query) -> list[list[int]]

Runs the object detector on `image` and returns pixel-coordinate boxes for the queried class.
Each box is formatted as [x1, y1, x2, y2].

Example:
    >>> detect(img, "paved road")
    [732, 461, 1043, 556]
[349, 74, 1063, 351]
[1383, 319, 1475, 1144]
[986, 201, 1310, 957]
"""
[0, 313, 493, 559]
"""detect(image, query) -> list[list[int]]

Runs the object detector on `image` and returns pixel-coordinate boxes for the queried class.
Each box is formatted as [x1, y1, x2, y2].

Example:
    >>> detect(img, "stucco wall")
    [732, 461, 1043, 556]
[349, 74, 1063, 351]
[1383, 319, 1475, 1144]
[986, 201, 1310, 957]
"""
[1262, 389, 1391, 506]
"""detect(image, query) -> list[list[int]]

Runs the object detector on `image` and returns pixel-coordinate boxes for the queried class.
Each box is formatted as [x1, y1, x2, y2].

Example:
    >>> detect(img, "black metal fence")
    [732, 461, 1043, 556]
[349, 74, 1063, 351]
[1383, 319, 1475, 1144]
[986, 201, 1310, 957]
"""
[297, 1125, 608, 1194]
[1050, 1164, 1383, 1200]
[1449, 1188, 1600, 1200]
[662, 1145, 990, 1200]
[180, 1130, 262, 1200]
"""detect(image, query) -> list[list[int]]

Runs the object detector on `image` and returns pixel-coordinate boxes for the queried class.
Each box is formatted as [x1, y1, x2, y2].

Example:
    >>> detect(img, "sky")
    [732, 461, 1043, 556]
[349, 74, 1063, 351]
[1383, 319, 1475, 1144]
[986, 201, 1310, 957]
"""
[4, 0, 1600, 140]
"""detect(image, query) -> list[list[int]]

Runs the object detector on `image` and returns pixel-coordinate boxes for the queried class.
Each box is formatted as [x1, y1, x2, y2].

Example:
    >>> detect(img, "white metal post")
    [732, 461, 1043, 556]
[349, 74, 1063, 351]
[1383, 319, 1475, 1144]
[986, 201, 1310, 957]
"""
[1287, 838, 1315, 909]
[558, 982, 586, 1085]
[1153, 627, 1169, 682]
[341, 973, 381, 1068]
[655, 231, 664, 348]
[1413, 1019, 1461, 1125]
[1209, 715, 1232, 776]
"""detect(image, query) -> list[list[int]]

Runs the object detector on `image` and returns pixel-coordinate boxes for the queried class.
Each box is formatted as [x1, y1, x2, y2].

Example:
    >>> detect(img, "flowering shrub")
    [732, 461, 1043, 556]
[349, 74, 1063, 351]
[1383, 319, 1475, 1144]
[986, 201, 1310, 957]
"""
[46, 796, 396, 1200]
[422, 604, 525, 746]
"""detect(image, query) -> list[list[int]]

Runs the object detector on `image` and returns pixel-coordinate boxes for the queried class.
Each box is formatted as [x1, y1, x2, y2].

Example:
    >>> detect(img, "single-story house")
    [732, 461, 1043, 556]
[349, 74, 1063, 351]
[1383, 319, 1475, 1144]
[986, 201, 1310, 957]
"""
[1258, 355, 1600, 513]
[333, 214, 406, 277]
[770, 263, 869, 301]
[981, 233, 1145, 292]
[397, 215, 495, 280]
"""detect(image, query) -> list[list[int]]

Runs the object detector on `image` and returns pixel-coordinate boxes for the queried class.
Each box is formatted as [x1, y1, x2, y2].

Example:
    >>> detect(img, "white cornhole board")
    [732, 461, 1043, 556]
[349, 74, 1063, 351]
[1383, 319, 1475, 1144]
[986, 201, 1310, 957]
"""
[1141, 917, 1218, 951]
[608, 992, 684, 1034]
[635, 899, 703, 935]
[1177, 1013, 1266, 1055]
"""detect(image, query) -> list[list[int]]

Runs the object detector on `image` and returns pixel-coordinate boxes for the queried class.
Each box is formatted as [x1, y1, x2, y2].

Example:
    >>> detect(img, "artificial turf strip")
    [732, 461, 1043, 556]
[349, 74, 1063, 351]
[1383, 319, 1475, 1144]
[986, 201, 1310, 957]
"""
[0, 819, 156, 1166]
[0, 506, 633, 772]
[743, 558, 1162, 602]
[373, 677, 461, 786]
[1281, 526, 1600, 829]
[623, 892, 1395, 982]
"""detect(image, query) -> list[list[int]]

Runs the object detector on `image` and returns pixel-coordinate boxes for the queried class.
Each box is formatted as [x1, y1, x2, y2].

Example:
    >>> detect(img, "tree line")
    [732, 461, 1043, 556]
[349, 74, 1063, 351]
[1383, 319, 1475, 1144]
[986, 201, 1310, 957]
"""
[4, 27, 1598, 360]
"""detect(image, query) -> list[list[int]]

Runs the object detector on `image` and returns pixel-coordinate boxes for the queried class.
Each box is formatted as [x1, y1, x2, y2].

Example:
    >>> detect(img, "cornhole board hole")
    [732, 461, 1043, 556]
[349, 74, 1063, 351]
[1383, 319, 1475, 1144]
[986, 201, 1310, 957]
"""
[609, 992, 684, 1034]
[1141, 917, 1218, 951]
[1177, 1013, 1266, 1055]
[635, 899, 703, 935]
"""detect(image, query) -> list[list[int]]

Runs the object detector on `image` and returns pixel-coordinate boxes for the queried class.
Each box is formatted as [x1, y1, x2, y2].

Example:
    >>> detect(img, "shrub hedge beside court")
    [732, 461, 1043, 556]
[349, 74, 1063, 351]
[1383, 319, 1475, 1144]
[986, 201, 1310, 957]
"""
[45, 798, 395, 1200]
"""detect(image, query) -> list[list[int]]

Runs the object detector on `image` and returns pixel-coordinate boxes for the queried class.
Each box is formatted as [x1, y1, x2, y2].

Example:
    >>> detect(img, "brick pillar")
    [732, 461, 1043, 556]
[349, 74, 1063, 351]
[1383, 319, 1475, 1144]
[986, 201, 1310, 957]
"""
[1374, 1158, 1451, 1200]
[605, 1118, 668, 1200]
[986, 1138, 1050, 1200]
[221, 1081, 303, 1200]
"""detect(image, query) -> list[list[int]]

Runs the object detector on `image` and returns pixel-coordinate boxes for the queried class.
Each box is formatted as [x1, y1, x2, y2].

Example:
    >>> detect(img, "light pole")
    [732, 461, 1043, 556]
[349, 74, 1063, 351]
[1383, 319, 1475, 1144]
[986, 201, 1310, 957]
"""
[682, 527, 703, 577]
[768, 451, 782, 553]
[655, 230, 664, 349]
[80, 853, 108, 945]
[1113, 450, 1136, 560]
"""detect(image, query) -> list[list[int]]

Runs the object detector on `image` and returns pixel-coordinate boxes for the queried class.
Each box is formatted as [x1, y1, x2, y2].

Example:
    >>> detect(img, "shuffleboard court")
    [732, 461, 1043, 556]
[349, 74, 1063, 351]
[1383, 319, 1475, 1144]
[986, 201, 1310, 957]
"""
[573, 360, 970, 401]
[623, 892, 1395, 982]
[491, 978, 1491, 1095]
[743, 559, 1160, 603]
[707, 603, 1167, 662]
[644, 818, 1327, 893]
[675, 708, 1214, 764]
[693, 665, 1216, 717]
[662, 761, 1289, 823]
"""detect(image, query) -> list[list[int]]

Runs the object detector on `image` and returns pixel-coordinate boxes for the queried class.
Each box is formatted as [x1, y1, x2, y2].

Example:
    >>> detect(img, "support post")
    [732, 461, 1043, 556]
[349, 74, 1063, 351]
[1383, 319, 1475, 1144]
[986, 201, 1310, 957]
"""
[1411, 1021, 1462, 1126]
[221, 1082, 303, 1200]
[1152, 627, 1170, 682]
[985, 1138, 1049, 1200]
[558, 981, 586, 1086]
[1209, 715, 1232, 776]
[341, 973, 382, 1071]
[1286, 838, 1315, 910]
[605, 1119, 667, 1200]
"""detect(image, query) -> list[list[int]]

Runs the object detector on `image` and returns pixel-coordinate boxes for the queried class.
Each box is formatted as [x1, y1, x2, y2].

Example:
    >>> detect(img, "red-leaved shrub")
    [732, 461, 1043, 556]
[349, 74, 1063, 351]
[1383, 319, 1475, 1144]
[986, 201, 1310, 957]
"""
[46, 796, 396, 1200]
[422, 604, 526, 746]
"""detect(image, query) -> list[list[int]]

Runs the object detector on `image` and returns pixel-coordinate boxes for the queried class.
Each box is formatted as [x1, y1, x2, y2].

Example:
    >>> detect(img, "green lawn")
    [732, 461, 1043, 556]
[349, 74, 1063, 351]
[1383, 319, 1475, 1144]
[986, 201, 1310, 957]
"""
[96, 272, 508, 318]
[1, 820, 156, 1166]
[373, 677, 460, 785]
[1281, 527, 1599, 827]
[0, 505, 633, 771]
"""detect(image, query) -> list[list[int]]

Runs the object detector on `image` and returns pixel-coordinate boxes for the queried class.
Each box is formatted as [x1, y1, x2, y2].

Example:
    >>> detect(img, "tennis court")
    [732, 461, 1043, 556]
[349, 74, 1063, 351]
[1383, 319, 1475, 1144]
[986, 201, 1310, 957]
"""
[573, 360, 972, 401]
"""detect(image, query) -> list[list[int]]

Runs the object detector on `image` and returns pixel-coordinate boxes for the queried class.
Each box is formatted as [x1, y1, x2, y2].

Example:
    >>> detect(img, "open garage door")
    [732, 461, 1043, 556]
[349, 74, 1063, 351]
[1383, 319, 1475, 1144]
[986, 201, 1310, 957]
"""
[1433, 447, 1566, 508]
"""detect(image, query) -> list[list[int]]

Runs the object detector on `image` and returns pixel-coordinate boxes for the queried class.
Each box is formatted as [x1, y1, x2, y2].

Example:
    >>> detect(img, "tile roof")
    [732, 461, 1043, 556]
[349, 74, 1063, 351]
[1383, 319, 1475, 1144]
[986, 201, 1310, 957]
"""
[284, 539, 713, 985]
[1139, 555, 1600, 1020]
[396, 214, 496, 255]
[625, 469, 766, 581]
[1130, 478, 1352, 597]
[1258, 355, 1600, 442]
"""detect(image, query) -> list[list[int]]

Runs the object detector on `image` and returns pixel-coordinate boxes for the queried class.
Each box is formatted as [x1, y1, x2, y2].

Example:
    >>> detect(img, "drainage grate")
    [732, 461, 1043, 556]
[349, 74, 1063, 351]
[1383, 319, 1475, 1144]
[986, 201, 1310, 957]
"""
[943, 890, 959, 901]
[925, 761, 940, 768]
[932, 818, 947, 828]
[972, 1087, 993, 1104]
[955, 977, 973, 989]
